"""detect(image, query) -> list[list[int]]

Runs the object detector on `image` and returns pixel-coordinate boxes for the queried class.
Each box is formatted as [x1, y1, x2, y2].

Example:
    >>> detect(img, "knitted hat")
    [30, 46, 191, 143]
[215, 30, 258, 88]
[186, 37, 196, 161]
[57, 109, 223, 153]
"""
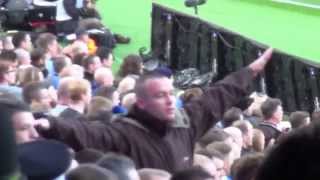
[18, 140, 72, 180]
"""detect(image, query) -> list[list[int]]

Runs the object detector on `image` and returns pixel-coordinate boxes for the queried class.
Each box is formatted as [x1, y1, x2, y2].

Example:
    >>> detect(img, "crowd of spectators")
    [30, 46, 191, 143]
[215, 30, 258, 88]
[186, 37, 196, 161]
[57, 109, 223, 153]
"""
[0, 2, 319, 180]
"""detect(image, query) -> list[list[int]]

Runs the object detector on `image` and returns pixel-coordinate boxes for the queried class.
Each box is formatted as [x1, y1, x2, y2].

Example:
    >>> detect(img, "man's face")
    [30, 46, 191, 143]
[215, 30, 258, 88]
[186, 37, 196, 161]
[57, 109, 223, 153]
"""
[12, 111, 39, 144]
[81, 34, 90, 43]
[5, 61, 18, 84]
[89, 56, 102, 73]
[37, 88, 53, 109]
[137, 77, 176, 122]
[84, 0, 93, 8]
[212, 157, 225, 178]
[274, 105, 283, 123]
[48, 40, 60, 57]
[22, 34, 33, 51]
[33, 56, 45, 69]
[195, 156, 217, 178]
[103, 54, 113, 68]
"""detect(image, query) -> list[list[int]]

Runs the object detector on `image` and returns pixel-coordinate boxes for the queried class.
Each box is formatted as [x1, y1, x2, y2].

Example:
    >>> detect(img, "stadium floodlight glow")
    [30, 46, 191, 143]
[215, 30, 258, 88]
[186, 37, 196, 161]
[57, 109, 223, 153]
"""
[184, 0, 207, 15]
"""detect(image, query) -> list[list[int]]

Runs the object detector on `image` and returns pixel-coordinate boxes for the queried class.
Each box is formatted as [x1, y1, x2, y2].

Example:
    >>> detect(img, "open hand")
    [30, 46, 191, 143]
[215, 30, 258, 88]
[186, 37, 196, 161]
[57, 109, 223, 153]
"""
[249, 48, 273, 77]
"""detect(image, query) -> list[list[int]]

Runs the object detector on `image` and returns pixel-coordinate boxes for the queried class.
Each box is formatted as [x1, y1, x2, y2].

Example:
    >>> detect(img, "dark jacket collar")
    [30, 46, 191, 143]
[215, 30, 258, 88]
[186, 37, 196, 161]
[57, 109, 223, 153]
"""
[84, 71, 94, 82]
[260, 121, 281, 132]
[126, 105, 169, 136]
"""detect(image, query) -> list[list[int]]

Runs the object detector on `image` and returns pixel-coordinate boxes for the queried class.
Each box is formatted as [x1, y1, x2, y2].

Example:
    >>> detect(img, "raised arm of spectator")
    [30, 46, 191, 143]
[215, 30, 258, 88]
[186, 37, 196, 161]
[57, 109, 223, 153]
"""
[186, 48, 273, 140]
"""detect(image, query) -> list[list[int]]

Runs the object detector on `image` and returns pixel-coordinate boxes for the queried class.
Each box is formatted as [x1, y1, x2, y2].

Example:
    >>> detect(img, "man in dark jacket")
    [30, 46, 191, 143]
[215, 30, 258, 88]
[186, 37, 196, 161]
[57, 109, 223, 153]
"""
[37, 48, 273, 172]
[258, 97, 283, 147]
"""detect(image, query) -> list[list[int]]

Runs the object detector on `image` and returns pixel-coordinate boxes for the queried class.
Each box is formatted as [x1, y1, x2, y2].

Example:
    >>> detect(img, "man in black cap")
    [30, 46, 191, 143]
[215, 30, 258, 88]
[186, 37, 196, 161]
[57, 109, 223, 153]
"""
[0, 92, 72, 180]
[18, 140, 74, 180]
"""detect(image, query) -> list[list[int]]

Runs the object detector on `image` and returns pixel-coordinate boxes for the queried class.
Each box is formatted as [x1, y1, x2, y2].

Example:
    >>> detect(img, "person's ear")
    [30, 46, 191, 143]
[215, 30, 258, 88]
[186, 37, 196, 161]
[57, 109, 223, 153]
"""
[81, 93, 89, 103]
[136, 98, 146, 109]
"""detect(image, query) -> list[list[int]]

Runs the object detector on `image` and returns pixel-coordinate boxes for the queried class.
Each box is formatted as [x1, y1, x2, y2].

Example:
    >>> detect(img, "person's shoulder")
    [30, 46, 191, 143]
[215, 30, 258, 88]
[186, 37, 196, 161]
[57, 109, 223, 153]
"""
[0, 85, 23, 98]
[59, 108, 83, 119]
[111, 115, 150, 132]
[0, 84, 21, 91]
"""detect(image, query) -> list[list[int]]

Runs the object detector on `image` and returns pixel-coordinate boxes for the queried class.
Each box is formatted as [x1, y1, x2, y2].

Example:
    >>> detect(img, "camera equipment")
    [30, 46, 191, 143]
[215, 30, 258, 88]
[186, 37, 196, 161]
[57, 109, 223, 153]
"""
[184, 0, 207, 15]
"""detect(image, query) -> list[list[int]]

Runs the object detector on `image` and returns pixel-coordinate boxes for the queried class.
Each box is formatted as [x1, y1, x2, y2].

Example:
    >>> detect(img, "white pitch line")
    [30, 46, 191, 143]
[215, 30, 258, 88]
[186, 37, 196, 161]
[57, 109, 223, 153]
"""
[272, 0, 320, 9]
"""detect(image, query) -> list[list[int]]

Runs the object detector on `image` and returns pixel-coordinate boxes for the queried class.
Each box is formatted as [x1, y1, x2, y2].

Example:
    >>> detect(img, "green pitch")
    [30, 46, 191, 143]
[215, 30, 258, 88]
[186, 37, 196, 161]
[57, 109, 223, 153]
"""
[97, 0, 320, 70]
[96, 0, 152, 73]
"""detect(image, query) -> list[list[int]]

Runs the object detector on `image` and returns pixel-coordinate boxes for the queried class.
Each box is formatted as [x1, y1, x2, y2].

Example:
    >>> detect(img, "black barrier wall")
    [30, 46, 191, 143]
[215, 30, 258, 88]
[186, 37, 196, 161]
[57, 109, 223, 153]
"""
[151, 3, 320, 113]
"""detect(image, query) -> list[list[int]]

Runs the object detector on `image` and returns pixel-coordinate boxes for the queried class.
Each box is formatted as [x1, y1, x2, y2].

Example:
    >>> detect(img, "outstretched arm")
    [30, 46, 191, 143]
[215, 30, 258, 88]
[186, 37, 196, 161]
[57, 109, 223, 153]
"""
[186, 48, 273, 140]
[36, 117, 121, 152]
